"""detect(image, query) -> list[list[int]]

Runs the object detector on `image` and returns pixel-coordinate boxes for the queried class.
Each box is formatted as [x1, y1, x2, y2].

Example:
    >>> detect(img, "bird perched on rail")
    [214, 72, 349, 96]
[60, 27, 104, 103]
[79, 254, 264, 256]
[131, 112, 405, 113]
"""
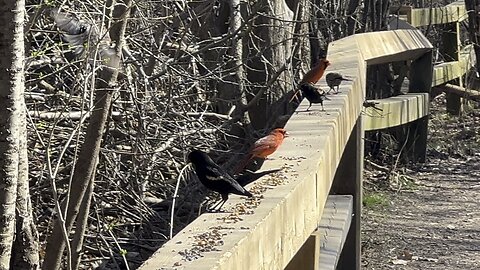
[235, 128, 287, 174]
[290, 58, 331, 102]
[363, 100, 383, 112]
[299, 83, 329, 111]
[301, 58, 331, 84]
[188, 150, 252, 211]
[325, 72, 351, 94]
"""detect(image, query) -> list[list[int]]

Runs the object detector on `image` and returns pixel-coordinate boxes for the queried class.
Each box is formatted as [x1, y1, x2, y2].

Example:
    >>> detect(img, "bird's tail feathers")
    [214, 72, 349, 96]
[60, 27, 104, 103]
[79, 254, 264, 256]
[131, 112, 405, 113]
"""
[243, 189, 253, 197]
[234, 154, 253, 174]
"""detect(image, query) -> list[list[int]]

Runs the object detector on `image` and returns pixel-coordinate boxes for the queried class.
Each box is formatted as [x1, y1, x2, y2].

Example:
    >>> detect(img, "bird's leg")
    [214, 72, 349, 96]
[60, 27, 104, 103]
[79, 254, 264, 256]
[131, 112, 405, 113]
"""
[306, 102, 312, 111]
[211, 194, 229, 212]
[326, 87, 332, 95]
[215, 199, 228, 212]
[198, 200, 207, 216]
[335, 86, 340, 94]
[209, 198, 224, 212]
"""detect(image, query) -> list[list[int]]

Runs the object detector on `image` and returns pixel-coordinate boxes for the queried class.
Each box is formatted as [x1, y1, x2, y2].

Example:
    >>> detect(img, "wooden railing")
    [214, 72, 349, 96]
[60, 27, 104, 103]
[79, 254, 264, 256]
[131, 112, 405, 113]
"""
[391, 0, 476, 115]
[138, 2, 475, 270]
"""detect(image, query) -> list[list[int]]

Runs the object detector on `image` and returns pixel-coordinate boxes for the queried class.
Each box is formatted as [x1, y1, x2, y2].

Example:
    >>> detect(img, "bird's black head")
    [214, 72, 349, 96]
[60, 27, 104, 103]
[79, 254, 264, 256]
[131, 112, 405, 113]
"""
[188, 149, 209, 164]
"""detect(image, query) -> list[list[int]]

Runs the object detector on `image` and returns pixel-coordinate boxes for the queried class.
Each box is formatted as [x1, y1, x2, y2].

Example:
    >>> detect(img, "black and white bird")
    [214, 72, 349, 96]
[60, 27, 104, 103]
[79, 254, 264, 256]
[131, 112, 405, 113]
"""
[188, 150, 253, 211]
[325, 72, 352, 94]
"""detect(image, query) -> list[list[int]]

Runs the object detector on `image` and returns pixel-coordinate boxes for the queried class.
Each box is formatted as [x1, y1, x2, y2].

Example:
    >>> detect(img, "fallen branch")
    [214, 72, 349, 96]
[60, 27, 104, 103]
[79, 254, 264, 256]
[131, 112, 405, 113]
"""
[365, 159, 390, 173]
[433, 83, 480, 102]
[29, 111, 122, 121]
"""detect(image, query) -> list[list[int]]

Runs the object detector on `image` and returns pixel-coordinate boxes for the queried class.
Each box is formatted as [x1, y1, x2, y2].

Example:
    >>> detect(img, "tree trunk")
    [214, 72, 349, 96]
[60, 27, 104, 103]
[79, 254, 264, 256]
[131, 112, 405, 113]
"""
[0, 0, 28, 268]
[71, 167, 96, 269]
[246, 0, 294, 130]
[347, 0, 360, 34]
[42, 1, 132, 269]
[227, 0, 248, 114]
[10, 71, 39, 269]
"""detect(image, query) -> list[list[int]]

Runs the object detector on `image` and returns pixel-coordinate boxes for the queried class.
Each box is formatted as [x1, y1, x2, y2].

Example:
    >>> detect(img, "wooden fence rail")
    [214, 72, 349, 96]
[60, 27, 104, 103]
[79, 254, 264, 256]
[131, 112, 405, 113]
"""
[138, 2, 475, 269]
[138, 29, 432, 270]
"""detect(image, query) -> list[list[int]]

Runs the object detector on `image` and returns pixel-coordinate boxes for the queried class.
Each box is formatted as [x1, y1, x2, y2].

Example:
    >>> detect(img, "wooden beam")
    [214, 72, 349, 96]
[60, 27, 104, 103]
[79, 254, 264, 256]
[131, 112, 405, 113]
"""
[285, 195, 354, 270]
[432, 44, 476, 86]
[317, 195, 354, 270]
[408, 51, 432, 163]
[284, 234, 320, 270]
[434, 83, 480, 102]
[443, 21, 463, 115]
[363, 93, 429, 131]
[355, 30, 432, 65]
[408, 1, 467, 26]
[330, 119, 362, 270]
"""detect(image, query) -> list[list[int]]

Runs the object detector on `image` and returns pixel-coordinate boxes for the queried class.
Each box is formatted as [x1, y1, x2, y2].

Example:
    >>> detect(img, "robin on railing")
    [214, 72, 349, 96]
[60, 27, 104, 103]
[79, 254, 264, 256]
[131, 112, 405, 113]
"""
[235, 128, 287, 174]
[188, 150, 253, 211]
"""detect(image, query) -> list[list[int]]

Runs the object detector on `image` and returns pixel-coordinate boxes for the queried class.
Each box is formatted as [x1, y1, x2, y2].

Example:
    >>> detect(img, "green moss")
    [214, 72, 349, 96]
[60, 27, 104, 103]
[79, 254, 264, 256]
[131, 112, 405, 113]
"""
[363, 192, 389, 209]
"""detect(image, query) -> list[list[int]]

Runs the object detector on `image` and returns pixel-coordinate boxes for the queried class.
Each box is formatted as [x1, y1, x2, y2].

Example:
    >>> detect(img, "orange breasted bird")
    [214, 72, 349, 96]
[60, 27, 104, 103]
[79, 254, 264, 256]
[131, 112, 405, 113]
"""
[290, 58, 331, 102]
[235, 128, 287, 174]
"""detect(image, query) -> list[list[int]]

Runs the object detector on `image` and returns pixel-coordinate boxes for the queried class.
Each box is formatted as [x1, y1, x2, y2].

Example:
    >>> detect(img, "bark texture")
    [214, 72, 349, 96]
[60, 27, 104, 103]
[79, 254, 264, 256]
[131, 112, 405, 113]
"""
[0, 0, 27, 269]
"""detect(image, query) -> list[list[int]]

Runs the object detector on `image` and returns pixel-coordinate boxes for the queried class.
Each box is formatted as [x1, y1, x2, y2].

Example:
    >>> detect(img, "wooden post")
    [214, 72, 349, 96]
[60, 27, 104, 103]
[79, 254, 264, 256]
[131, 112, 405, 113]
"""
[284, 234, 319, 270]
[329, 117, 363, 270]
[443, 22, 463, 115]
[408, 51, 432, 162]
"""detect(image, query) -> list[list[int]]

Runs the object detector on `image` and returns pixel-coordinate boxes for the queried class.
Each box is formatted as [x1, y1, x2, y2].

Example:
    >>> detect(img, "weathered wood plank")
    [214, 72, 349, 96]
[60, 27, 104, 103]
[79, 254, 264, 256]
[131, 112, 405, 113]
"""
[284, 234, 320, 270]
[285, 195, 354, 270]
[317, 195, 353, 270]
[408, 52, 432, 163]
[432, 44, 476, 86]
[330, 118, 363, 270]
[354, 30, 432, 65]
[363, 93, 429, 131]
[409, 1, 467, 26]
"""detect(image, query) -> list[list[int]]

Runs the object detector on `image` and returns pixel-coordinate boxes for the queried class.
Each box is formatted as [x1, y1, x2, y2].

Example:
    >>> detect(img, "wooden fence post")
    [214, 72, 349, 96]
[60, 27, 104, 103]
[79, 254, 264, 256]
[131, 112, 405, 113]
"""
[330, 116, 363, 270]
[443, 22, 463, 115]
[408, 51, 433, 162]
[284, 234, 319, 270]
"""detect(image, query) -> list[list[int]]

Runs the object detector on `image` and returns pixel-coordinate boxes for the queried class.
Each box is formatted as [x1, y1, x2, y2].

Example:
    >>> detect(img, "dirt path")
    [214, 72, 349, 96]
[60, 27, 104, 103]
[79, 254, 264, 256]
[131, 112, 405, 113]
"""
[361, 95, 480, 269]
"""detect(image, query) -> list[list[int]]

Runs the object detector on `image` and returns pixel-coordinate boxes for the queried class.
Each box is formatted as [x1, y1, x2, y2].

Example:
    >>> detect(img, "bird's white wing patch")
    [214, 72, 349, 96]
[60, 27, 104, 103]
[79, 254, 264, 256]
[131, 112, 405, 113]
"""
[206, 174, 224, 181]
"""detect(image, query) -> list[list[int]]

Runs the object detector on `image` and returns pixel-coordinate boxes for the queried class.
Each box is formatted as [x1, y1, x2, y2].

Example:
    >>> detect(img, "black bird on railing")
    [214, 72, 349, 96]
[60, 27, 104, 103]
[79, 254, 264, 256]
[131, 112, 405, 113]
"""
[363, 100, 383, 112]
[326, 72, 352, 94]
[188, 150, 253, 211]
[299, 83, 329, 111]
